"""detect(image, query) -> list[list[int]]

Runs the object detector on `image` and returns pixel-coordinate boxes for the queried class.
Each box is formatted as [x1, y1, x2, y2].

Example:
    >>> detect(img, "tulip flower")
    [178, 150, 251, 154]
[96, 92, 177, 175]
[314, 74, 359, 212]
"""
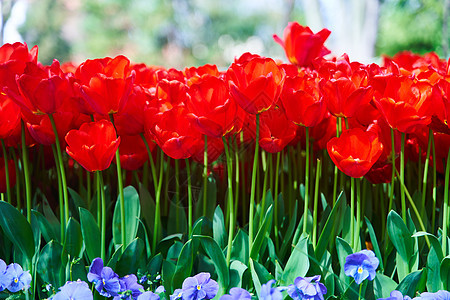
[65, 120, 120, 172]
[327, 128, 383, 178]
[273, 22, 331, 68]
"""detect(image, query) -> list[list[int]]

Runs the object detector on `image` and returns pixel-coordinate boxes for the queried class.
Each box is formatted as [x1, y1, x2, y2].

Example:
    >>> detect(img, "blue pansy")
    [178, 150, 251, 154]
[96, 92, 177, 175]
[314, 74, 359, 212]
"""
[114, 274, 144, 300]
[181, 272, 219, 300]
[0, 259, 7, 292]
[219, 287, 251, 300]
[260, 279, 283, 300]
[377, 290, 411, 300]
[344, 249, 379, 284]
[3, 263, 32, 293]
[87, 257, 121, 297]
[155, 285, 166, 293]
[415, 290, 450, 299]
[287, 275, 327, 300]
[52, 280, 93, 300]
[170, 288, 183, 300]
[137, 291, 160, 300]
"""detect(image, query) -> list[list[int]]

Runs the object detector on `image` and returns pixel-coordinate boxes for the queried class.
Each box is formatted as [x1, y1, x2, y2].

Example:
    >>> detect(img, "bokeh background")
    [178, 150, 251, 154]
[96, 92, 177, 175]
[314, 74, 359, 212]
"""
[1, 0, 449, 67]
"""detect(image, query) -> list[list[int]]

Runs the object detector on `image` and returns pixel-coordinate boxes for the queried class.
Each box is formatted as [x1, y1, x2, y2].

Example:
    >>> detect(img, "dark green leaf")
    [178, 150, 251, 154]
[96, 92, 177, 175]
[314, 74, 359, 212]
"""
[440, 257, 450, 290]
[250, 205, 273, 260]
[63, 218, 83, 259]
[396, 269, 424, 297]
[213, 206, 227, 249]
[112, 186, 141, 249]
[36, 241, 64, 288]
[79, 207, 101, 262]
[116, 238, 145, 276]
[281, 234, 309, 285]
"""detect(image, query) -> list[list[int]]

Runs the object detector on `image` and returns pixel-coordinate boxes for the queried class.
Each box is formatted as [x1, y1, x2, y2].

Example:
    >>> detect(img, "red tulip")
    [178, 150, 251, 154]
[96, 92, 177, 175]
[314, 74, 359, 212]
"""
[25, 111, 75, 146]
[118, 134, 151, 171]
[227, 56, 285, 115]
[273, 22, 331, 68]
[65, 120, 120, 172]
[327, 128, 383, 178]
[75, 55, 134, 116]
[0, 96, 21, 139]
[186, 75, 237, 137]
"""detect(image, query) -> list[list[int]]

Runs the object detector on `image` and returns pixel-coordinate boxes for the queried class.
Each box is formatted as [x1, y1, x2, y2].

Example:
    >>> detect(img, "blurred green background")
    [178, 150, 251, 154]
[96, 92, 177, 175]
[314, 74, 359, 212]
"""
[1, 0, 449, 67]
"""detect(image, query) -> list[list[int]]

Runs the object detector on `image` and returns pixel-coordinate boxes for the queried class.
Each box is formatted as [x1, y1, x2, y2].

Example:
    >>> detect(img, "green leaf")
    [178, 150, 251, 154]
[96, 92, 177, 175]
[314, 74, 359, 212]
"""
[107, 245, 123, 270]
[115, 238, 145, 276]
[336, 237, 353, 289]
[168, 195, 187, 235]
[387, 210, 415, 281]
[195, 235, 229, 297]
[280, 234, 309, 285]
[250, 205, 273, 260]
[79, 207, 101, 262]
[139, 183, 156, 234]
[147, 253, 163, 276]
[0, 201, 35, 264]
[195, 175, 217, 221]
[250, 259, 273, 299]
[68, 187, 87, 220]
[213, 206, 227, 249]
[32, 210, 59, 244]
[112, 186, 141, 249]
[231, 229, 249, 265]
[373, 273, 398, 299]
[279, 201, 298, 260]
[440, 256, 450, 290]
[365, 216, 384, 271]
[162, 259, 176, 293]
[396, 269, 424, 298]
[412, 232, 444, 262]
[63, 218, 83, 259]
[315, 191, 345, 261]
[172, 239, 195, 289]
[427, 241, 443, 292]
[36, 241, 64, 288]
[229, 260, 247, 288]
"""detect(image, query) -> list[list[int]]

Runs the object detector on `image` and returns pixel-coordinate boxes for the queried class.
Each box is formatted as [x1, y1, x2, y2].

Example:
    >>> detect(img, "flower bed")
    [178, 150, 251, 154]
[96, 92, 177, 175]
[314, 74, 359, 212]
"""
[0, 22, 449, 299]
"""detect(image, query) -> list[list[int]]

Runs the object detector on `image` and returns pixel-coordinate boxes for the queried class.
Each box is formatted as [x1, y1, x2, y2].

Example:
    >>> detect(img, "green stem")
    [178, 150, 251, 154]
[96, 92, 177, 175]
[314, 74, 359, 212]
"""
[421, 130, 432, 224]
[333, 117, 341, 205]
[203, 135, 208, 217]
[48, 114, 69, 224]
[109, 114, 126, 250]
[175, 159, 180, 231]
[260, 152, 269, 227]
[302, 126, 310, 234]
[312, 159, 321, 247]
[164, 157, 170, 216]
[186, 158, 193, 236]
[400, 132, 406, 222]
[354, 178, 361, 250]
[432, 134, 437, 232]
[443, 148, 450, 256]
[96, 168, 101, 223]
[86, 170, 91, 208]
[153, 149, 164, 250]
[358, 282, 363, 300]
[1, 139, 11, 203]
[140, 134, 158, 193]
[234, 137, 240, 224]
[98, 171, 106, 261]
[223, 137, 234, 266]
[274, 151, 281, 251]
[21, 120, 32, 223]
[389, 128, 396, 214]
[10, 148, 20, 210]
[249, 114, 260, 252]
[51, 144, 64, 242]
[350, 176, 355, 250]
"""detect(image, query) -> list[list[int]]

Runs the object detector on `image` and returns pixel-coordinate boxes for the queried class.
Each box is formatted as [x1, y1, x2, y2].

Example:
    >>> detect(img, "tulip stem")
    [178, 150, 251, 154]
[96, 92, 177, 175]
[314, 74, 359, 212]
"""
[140, 134, 158, 195]
[21, 120, 32, 223]
[1, 139, 11, 204]
[421, 129, 432, 224]
[274, 151, 281, 251]
[175, 159, 180, 231]
[223, 136, 234, 266]
[350, 176, 355, 250]
[97, 171, 106, 261]
[333, 117, 341, 205]
[249, 114, 260, 253]
[400, 132, 406, 222]
[109, 114, 126, 251]
[432, 134, 437, 231]
[49, 114, 69, 226]
[302, 126, 310, 234]
[354, 177, 361, 250]
[389, 128, 396, 214]
[234, 137, 240, 224]
[312, 159, 321, 248]
[443, 148, 450, 256]
[186, 158, 193, 236]
[51, 144, 64, 242]
[10, 148, 20, 210]
[153, 150, 164, 250]
[203, 135, 208, 217]
[260, 152, 269, 227]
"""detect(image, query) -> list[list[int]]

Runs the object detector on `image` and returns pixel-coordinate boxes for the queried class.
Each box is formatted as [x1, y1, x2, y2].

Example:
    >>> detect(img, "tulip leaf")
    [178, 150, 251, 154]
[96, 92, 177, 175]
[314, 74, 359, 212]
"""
[63, 217, 83, 259]
[373, 273, 398, 299]
[0, 201, 35, 265]
[280, 233, 309, 285]
[427, 241, 443, 292]
[229, 260, 247, 288]
[36, 240, 64, 289]
[195, 235, 229, 297]
[115, 238, 145, 277]
[162, 259, 176, 293]
[32, 210, 59, 244]
[213, 206, 227, 249]
[396, 269, 425, 298]
[279, 200, 298, 260]
[79, 207, 101, 263]
[440, 256, 450, 290]
[250, 258, 273, 299]
[366, 216, 384, 271]
[168, 195, 187, 235]
[231, 229, 249, 265]
[250, 205, 273, 260]
[172, 239, 195, 289]
[195, 175, 217, 221]
[112, 185, 141, 249]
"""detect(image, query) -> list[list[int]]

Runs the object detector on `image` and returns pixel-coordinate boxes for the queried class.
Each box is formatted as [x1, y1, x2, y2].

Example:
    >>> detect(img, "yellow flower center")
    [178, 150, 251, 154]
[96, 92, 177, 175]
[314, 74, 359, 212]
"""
[197, 285, 201, 290]
[14, 278, 18, 283]
[357, 267, 363, 274]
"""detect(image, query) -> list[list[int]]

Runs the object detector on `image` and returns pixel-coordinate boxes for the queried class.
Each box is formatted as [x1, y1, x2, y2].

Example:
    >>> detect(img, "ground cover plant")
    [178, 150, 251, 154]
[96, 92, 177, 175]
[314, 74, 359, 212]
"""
[0, 22, 449, 299]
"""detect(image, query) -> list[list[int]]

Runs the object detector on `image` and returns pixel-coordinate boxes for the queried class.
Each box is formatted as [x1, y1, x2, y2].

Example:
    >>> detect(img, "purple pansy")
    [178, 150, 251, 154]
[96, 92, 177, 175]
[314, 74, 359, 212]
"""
[170, 288, 183, 300]
[344, 249, 379, 284]
[87, 257, 121, 297]
[3, 263, 32, 292]
[415, 290, 450, 299]
[181, 272, 219, 300]
[137, 291, 161, 300]
[219, 287, 251, 300]
[287, 275, 327, 300]
[0, 259, 7, 292]
[52, 280, 93, 300]
[114, 274, 144, 300]
[260, 279, 283, 300]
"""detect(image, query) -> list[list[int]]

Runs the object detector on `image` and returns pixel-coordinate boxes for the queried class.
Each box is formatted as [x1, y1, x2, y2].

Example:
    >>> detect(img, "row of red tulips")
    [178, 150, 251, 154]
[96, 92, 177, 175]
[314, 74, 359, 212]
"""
[0, 22, 449, 193]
